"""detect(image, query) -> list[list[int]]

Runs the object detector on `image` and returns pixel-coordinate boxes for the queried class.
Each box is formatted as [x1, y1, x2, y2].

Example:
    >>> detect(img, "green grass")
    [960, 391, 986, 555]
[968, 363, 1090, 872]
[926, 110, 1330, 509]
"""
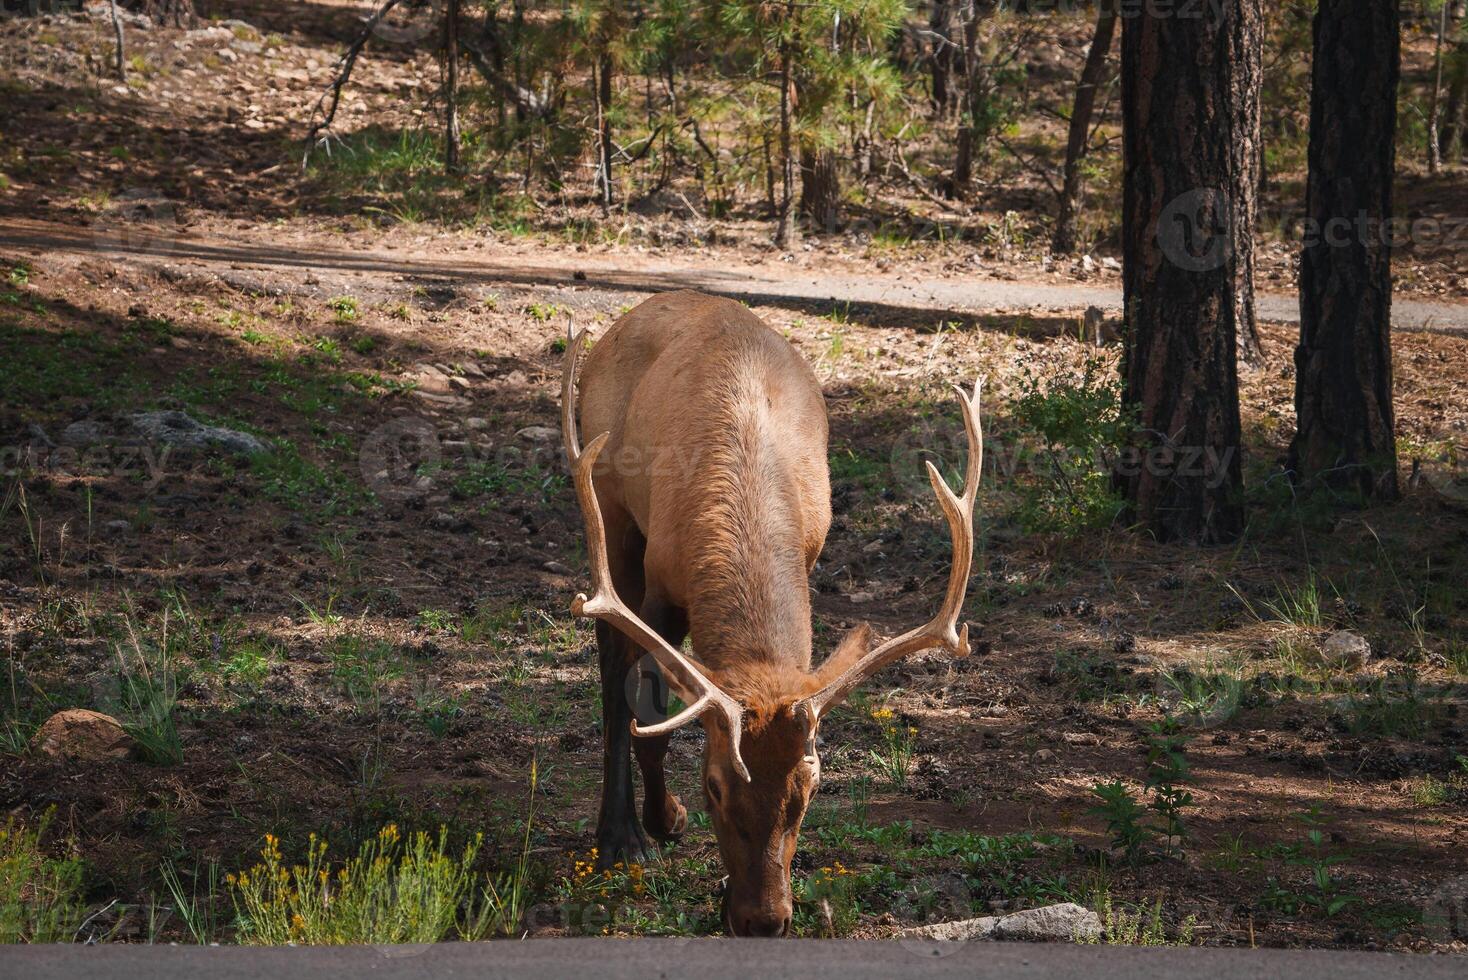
[114, 616, 184, 766]
[0, 810, 85, 943]
[1079, 892, 1195, 946]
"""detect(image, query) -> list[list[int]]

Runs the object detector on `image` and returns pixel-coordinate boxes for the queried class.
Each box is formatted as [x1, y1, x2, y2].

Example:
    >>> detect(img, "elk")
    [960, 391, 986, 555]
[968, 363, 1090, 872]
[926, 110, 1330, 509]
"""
[560, 291, 982, 937]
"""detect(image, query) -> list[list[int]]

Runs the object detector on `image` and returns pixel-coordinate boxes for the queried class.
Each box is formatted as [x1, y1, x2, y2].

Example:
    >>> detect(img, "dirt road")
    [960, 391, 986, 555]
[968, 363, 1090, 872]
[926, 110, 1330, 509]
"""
[3, 216, 1465, 334]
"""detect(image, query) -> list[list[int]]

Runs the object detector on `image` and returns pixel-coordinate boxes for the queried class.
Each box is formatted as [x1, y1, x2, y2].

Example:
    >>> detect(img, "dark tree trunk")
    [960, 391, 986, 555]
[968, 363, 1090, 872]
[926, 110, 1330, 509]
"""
[121, 0, 192, 27]
[1440, 34, 1468, 162]
[1117, 0, 1257, 544]
[799, 148, 841, 233]
[595, 50, 615, 210]
[1229, 0, 1265, 367]
[774, 6, 796, 250]
[1288, 0, 1401, 502]
[928, 0, 956, 116]
[443, 0, 461, 175]
[1052, 0, 1119, 256]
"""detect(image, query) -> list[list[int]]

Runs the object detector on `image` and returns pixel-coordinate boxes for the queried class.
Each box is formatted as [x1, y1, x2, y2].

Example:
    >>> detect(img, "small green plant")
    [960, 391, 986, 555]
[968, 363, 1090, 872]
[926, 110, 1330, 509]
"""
[473, 758, 539, 937]
[414, 687, 467, 739]
[159, 859, 222, 945]
[328, 296, 359, 324]
[329, 634, 403, 715]
[1143, 718, 1194, 857]
[229, 825, 484, 944]
[1088, 781, 1154, 863]
[0, 810, 85, 943]
[1157, 659, 1245, 725]
[415, 609, 455, 633]
[1080, 891, 1195, 946]
[1261, 808, 1358, 918]
[219, 639, 274, 686]
[866, 707, 916, 790]
[525, 302, 561, 322]
[1009, 355, 1131, 534]
[115, 616, 183, 766]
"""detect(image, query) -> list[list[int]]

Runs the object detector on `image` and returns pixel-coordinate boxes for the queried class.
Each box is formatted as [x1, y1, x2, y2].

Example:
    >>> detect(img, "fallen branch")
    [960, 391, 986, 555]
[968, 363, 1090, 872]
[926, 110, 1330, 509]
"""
[302, 0, 406, 165]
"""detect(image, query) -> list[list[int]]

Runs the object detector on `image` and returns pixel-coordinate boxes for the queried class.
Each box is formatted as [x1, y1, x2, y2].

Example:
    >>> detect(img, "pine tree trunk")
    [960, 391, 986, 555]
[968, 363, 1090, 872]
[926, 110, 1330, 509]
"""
[121, 0, 192, 26]
[1440, 33, 1468, 162]
[774, 15, 796, 250]
[928, 0, 956, 116]
[799, 148, 841, 233]
[444, 0, 461, 175]
[595, 50, 615, 211]
[1229, 0, 1265, 367]
[1052, 0, 1118, 256]
[1117, 0, 1255, 544]
[1288, 0, 1401, 502]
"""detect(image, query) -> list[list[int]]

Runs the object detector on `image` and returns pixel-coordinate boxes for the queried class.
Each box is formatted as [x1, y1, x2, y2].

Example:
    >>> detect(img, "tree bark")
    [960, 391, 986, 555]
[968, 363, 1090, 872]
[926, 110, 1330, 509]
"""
[799, 148, 841, 233]
[1288, 0, 1401, 502]
[108, 0, 125, 81]
[1229, 0, 1265, 367]
[774, 4, 797, 250]
[1117, 0, 1256, 544]
[1052, 0, 1118, 256]
[121, 0, 192, 27]
[1430, 0, 1450, 175]
[443, 0, 461, 175]
[595, 49, 615, 211]
[928, 0, 957, 116]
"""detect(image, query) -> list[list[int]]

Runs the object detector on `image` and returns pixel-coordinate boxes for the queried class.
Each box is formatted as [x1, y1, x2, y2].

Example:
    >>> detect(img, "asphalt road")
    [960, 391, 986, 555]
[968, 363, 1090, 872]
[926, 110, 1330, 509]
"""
[4, 940, 1465, 980]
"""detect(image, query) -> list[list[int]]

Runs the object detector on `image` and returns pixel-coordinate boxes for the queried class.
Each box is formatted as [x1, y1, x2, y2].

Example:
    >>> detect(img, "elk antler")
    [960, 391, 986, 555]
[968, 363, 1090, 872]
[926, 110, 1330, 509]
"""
[800, 378, 984, 722]
[561, 325, 751, 782]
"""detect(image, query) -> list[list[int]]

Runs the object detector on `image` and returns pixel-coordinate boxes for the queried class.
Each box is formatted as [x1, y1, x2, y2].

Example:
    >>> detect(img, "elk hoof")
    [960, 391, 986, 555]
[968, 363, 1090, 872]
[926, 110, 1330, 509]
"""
[595, 823, 651, 869]
[643, 793, 687, 842]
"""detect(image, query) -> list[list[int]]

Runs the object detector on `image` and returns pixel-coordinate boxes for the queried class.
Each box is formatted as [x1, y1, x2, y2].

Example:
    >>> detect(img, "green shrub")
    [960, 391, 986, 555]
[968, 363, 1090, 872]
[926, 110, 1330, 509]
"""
[1010, 356, 1130, 534]
[229, 825, 484, 945]
[0, 811, 85, 943]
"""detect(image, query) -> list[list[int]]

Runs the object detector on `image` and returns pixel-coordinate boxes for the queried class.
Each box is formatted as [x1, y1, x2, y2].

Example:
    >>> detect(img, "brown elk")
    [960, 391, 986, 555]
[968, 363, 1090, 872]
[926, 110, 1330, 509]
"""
[560, 291, 982, 937]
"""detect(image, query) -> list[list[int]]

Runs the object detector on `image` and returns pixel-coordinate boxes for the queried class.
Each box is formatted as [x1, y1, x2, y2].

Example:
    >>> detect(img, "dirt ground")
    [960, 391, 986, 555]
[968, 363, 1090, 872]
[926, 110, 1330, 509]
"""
[1, 0, 1467, 953]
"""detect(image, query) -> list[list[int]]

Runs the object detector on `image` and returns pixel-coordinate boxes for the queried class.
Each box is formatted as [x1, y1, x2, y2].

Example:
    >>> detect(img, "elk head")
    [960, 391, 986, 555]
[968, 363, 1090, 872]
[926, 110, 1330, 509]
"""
[562, 327, 984, 936]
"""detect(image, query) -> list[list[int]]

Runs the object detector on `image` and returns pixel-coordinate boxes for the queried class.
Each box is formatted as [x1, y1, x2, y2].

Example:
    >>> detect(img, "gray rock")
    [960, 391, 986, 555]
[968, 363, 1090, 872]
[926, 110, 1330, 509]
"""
[992, 902, 1101, 942]
[542, 560, 573, 576]
[516, 425, 560, 444]
[129, 411, 267, 456]
[1322, 630, 1371, 670]
[60, 420, 105, 447]
[900, 916, 999, 942]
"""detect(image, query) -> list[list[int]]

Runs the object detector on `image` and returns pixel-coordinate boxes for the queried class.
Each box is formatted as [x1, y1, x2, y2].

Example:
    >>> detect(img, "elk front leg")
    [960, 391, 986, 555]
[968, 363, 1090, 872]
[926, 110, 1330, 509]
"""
[633, 597, 689, 843]
[595, 620, 651, 868]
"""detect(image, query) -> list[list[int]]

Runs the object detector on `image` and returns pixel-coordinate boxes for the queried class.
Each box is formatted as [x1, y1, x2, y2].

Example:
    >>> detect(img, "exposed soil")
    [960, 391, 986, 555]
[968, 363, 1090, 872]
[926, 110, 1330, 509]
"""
[1, 0, 1466, 954]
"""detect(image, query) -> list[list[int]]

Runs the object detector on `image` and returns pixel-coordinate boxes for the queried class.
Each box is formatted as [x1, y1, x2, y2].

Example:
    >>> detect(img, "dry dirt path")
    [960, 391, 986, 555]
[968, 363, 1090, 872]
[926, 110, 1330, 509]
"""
[3, 216, 1466, 334]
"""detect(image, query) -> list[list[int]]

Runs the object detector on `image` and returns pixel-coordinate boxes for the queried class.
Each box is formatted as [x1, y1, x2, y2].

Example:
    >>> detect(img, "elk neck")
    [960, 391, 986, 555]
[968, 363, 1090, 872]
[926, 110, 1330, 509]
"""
[682, 357, 818, 693]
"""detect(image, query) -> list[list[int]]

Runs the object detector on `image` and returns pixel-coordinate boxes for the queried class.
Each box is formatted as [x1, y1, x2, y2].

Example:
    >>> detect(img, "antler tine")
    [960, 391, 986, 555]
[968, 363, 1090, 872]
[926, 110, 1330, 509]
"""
[560, 328, 751, 782]
[805, 377, 984, 720]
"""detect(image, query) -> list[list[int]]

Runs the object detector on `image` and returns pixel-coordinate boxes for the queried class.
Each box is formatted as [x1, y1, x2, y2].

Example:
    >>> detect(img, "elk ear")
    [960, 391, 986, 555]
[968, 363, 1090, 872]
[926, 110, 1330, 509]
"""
[813, 623, 872, 697]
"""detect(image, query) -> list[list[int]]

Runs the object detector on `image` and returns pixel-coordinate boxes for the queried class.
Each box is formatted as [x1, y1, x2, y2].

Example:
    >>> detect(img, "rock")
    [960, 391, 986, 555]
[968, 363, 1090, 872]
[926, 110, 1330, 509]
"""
[542, 560, 573, 576]
[30, 709, 134, 761]
[992, 903, 1101, 942]
[899, 903, 1101, 944]
[848, 591, 876, 604]
[465, 417, 490, 431]
[1322, 630, 1371, 670]
[1033, 748, 1056, 763]
[901, 916, 999, 941]
[129, 411, 267, 456]
[516, 425, 560, 444]
[60, 420, 105, 446]
[102, 519, 132, 536]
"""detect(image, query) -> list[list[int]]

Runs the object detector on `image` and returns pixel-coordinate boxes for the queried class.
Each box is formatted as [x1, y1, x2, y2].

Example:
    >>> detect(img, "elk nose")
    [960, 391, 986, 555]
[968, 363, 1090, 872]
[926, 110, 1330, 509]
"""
[740, 912, 791, 937]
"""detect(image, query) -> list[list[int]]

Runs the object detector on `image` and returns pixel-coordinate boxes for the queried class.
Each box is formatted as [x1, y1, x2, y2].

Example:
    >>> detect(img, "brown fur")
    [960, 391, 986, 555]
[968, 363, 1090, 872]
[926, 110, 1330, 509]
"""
[575, 291, 864, 936]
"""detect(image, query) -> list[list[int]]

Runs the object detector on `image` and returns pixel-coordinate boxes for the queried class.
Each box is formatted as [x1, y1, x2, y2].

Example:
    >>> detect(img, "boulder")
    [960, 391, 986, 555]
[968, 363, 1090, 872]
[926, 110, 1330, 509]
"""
[516, 425, 560, 445]
[1321, 630, 1371, 670]
[899, 903, 1101, 944]
[992, 902, 1101, 942]
[30, 709, 134, 761]
[129, 411, 267, 456]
